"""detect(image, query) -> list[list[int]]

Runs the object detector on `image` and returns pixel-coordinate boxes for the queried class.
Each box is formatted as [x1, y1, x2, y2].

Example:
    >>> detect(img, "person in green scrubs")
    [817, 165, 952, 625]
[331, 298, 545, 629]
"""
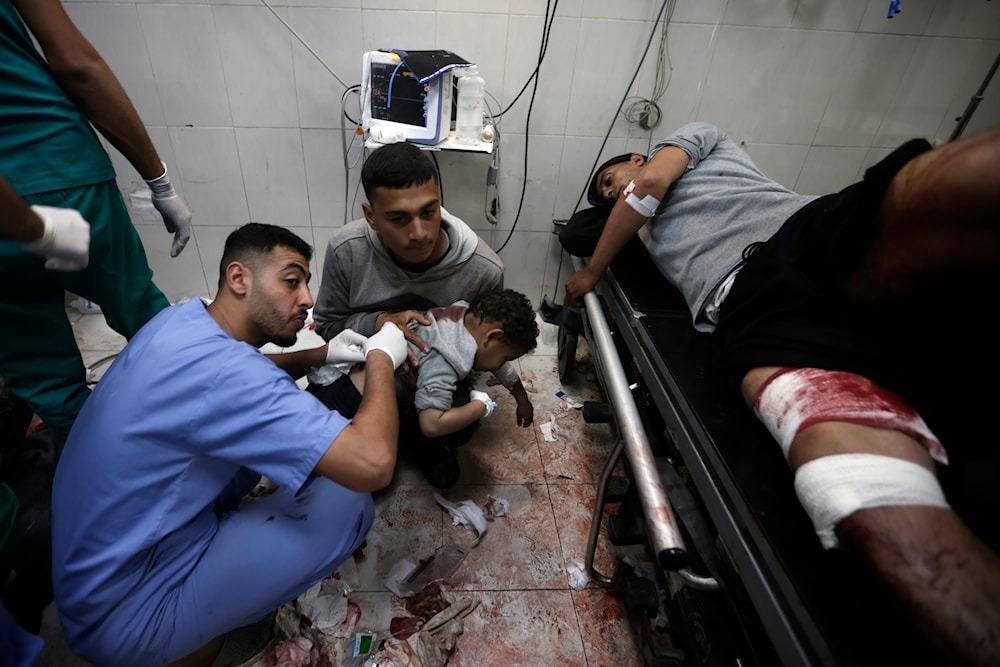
[0, 0, 193, 441]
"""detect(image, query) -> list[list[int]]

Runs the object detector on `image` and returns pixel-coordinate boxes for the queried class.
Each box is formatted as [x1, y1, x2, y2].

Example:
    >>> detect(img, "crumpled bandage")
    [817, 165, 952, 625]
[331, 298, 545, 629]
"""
[306, 361, 353, 386]
[539, 414, 567, 442]
[435, 493, 488, 546]
[565, 561, 590, 590]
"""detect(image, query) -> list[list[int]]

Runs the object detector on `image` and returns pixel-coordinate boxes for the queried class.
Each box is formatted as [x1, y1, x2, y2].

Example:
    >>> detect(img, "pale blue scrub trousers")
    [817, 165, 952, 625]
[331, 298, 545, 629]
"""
[98, 469, 375, 667]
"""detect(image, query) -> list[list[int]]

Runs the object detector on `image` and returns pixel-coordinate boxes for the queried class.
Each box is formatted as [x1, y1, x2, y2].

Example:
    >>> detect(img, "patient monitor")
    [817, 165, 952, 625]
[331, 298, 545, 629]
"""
[361, 50, 454, 145]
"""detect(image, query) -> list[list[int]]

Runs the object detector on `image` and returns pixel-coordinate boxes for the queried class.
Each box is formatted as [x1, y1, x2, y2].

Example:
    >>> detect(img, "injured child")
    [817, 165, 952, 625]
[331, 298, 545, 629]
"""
[308, 288, 538, 489]
[564, 122, 1000, 666]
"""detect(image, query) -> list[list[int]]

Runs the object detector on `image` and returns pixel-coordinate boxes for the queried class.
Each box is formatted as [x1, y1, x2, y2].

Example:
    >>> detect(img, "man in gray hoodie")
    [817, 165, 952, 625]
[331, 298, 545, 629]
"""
[312, 141, 508, 486]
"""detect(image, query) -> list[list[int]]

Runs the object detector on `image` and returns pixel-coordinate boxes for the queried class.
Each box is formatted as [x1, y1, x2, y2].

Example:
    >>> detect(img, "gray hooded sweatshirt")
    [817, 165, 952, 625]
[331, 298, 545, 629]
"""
[313, 208, 505, 341]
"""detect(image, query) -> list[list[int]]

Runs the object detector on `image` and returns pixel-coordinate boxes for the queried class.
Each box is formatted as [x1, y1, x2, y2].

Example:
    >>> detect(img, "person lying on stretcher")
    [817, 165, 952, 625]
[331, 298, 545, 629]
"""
[565, 122, 1000, 667]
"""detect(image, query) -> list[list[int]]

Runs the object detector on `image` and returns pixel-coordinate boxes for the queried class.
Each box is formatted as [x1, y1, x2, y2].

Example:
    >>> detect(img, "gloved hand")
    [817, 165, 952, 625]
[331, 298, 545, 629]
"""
[145, 161, 192, 258]
[326, 329, 368, 365]
[469, 390, 497, 418]
[21, 205, 91, 271]
[363, 322, 407, 370]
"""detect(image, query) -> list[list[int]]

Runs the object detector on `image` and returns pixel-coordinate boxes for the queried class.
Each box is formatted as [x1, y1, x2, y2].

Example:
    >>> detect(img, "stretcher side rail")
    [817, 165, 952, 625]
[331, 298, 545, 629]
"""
[571, 255, 690, 575]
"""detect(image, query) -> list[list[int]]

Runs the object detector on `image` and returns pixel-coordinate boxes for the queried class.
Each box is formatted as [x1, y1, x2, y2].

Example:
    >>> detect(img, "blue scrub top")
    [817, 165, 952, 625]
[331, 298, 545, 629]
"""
[52, 298, 350, 643]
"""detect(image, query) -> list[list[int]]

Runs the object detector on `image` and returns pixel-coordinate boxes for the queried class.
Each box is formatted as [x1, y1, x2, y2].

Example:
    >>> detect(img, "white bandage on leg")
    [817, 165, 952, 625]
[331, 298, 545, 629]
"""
[753, 367, 948, 465]
[794, 453, 950, 549]
[622, 180, 661, 218]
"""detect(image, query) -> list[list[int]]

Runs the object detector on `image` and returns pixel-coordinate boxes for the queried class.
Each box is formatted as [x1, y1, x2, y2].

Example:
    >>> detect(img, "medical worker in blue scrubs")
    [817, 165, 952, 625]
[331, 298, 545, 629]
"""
[51, 224, 408, 667]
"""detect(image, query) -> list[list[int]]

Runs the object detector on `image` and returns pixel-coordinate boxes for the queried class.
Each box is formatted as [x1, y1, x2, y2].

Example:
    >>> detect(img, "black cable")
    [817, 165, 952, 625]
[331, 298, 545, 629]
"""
[430, 151, 444, 208]
[498, 0, 558, 118]
[494, 1, 557, 253]
[341, 84, 361, 126]
[572, 0, 671, 216]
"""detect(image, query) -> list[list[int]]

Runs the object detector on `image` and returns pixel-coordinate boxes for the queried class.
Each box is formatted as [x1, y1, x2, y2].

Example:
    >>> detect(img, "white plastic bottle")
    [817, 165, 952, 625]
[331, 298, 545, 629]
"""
[455, 66, 485, 144]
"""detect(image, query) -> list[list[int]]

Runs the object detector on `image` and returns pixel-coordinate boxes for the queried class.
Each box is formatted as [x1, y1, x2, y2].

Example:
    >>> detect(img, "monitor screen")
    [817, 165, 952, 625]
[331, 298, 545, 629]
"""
[369, 62, 428, 128]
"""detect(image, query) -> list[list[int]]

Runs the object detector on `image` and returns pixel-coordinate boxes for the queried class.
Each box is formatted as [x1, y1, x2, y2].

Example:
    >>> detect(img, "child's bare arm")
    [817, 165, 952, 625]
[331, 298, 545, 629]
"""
[509, 380, 533, 427]
[417, 400, 491, 438]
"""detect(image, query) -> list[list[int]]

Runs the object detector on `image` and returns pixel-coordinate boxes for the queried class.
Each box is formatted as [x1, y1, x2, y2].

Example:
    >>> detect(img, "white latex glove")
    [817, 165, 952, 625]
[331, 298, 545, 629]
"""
[363, 322, 407, 370]
[326, 329, 368, 365]
[469, 389, 497, 418]
[145, 161, 192, 258]
[21, 205, 91, 271]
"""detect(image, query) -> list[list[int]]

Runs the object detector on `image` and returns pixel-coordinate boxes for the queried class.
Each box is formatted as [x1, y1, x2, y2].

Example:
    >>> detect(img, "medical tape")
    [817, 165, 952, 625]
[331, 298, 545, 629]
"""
[794, 453, 950, 549]
[753, 367, 948, 465]
[622, 180, 660, 218]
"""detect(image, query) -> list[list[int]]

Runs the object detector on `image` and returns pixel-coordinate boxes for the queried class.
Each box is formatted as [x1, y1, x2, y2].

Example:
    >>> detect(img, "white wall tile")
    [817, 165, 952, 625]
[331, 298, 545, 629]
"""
[699, 27, 853, 145]
[137, 4, 233, 126]
[499, 15, 578, 136]
[794, 145, 868, 195]
[859, 0, 934, 35]
[813, 33, 916, 147]
[722, 0, 795, 28]
[581, 0, 671, 22]
[436, 12, 509, 93]
[437, 0, 509, 13]
[65, 3, 164, 126]
[630, 23, 717, 139]
[235, 128, 311, 226]
[510, 0, 581, 17]
[288, 7, 364, 129]
[554, 135, 629, 217]
[875, 36, 994, 147]
[934, 42, 1000, 142]
[361, 10, 437, 51]
[495, 230, 551, 308]
[483, 134, 564, 235]
[133, 225, 210, 303]
[435, 150, 497, 232]
[670, 0, 726, 25]
[168, 127, 250, 227]
[215, 5, 300, 128]
[791, 0, 866, 32]
[363, 0, 433, 10]
[566, 19, 656, 137]
[925, 0, 1000, 39]
[302, 129, 365, 228]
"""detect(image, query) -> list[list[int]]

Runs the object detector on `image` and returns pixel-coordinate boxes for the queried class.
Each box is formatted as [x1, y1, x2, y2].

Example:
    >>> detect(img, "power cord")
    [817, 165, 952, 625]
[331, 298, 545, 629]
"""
[493, 0, 559, 254]
[496, 0, 559, 119]
[621, 4, 675, 133]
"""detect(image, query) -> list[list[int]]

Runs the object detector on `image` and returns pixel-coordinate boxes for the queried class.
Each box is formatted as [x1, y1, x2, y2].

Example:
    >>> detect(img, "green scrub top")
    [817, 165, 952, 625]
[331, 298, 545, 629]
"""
[0, 0, 116, 195]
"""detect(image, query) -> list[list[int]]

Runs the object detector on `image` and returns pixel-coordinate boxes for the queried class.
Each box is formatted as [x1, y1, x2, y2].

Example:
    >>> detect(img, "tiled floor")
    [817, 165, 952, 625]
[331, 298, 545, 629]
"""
[34, 304, 656, 666]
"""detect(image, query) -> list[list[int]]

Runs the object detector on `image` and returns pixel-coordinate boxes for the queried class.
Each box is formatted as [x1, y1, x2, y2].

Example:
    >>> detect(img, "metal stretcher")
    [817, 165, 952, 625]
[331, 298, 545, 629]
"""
[564, 240, 934, 666]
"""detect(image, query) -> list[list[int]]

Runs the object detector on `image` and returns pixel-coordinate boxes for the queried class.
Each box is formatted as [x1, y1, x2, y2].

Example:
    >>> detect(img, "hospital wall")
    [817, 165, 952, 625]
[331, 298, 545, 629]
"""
[64, 0, 1000, 309]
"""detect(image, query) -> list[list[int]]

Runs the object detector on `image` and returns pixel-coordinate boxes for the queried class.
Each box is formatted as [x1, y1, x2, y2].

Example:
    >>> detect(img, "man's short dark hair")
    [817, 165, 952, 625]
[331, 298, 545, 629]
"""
[361, 141, 438, 203]
[470, 289, 539, 353]
[587, 153, 640, 207]
[218, 223, 312, 287]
